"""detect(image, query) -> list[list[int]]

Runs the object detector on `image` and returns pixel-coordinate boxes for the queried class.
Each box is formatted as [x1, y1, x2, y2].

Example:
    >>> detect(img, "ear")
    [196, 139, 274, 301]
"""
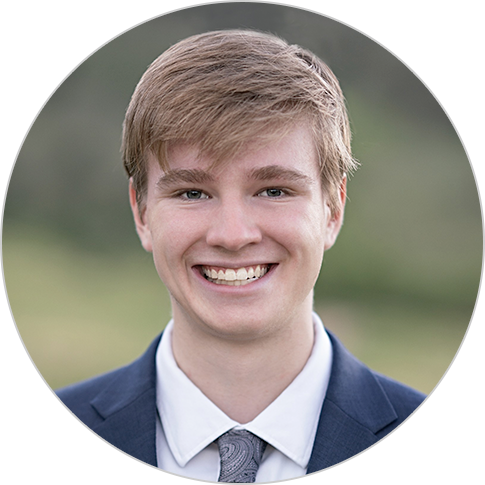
[129, 179, 153, 252]
[324, 175, 347, 250]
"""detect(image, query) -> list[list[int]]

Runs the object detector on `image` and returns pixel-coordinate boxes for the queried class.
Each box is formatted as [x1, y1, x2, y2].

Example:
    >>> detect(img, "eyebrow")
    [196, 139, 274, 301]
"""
[156, 169, 215, 189]
[155, 165, 314, 189]
[248, 165, 314, 185]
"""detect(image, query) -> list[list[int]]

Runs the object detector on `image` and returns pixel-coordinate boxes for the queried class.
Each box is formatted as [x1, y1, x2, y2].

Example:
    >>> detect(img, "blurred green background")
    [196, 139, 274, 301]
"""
[2, 3, 482, 394]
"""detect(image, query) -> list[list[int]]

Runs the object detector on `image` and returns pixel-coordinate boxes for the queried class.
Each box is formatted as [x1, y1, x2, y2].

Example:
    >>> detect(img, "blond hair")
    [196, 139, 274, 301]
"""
[122, 30, 357, 213]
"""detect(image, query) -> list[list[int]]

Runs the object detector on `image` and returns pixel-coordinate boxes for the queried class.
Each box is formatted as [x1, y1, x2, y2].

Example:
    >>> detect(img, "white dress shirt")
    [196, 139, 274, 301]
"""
[155, 312, 333, 482]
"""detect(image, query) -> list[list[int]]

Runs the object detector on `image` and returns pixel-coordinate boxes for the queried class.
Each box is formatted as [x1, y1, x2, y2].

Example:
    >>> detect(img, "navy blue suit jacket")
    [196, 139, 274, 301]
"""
[57, 331, 425, 474]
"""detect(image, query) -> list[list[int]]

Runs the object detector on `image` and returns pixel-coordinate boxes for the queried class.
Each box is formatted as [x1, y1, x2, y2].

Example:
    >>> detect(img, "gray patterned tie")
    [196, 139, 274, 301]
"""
[216, 429, 267, 483]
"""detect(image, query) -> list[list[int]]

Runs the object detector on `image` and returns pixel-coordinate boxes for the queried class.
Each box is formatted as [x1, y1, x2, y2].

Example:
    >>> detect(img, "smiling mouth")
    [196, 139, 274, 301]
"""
[199, 264, 273, 286]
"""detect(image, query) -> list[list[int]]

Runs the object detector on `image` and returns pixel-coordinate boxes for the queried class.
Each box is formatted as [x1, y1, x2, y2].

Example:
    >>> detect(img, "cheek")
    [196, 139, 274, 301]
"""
[272, 204, 326, 255]
[147, 209, 206, 261]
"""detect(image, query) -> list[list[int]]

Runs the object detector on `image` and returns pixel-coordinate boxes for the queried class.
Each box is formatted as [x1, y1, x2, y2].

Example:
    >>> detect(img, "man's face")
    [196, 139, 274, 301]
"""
[131, 123, 345, 341]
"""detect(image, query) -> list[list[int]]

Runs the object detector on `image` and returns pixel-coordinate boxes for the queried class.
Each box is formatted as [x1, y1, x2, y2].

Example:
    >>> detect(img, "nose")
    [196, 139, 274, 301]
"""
[205, 197, 263, 251]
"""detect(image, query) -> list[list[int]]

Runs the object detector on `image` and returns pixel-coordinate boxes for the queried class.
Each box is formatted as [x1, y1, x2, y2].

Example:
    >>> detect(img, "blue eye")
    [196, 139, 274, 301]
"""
[184, 190, 206, 199]
[260, 188, 284, 197]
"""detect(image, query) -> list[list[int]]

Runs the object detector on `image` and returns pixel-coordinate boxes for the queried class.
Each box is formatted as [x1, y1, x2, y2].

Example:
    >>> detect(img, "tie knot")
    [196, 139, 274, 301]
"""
[216, 429, 267, 483]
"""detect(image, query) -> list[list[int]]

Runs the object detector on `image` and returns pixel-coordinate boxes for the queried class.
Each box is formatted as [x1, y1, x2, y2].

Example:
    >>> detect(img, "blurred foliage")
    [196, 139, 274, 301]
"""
[4, 224, 171, 388]
[2, 4, 482, 391]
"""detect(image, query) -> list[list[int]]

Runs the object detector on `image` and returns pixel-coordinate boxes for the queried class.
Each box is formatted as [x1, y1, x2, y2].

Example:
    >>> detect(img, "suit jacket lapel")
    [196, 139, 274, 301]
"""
[89, 335, 162, 467]
[307, 331, 398, 473]
[82, 330, 399, 472]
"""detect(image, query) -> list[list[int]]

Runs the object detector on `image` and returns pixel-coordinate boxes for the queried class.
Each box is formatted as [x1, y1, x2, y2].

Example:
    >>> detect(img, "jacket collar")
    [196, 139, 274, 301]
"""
[89, 335, 162, 467]
[306, 331, 398, 472]
[86, 330, 398, 472]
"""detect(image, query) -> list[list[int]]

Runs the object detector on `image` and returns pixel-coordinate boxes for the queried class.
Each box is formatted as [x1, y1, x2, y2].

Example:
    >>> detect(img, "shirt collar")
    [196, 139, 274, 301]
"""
[155, 312, 332, 469]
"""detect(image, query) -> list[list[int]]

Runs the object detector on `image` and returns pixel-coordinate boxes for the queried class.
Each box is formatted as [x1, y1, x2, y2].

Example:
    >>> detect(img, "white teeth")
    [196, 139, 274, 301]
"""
[236, 268, 248, 280]
[225, 269, 236, 281]
[202, 264, 271, 285]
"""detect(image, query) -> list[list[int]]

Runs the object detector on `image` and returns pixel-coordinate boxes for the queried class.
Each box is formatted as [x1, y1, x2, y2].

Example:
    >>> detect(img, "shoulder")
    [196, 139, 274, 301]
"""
[55, 333, 162, 428]
[325, 329, 426, 434]
[308, 330, 427, 471]
[56, 366, 132, 427]
[374, 371, 426, 406]
[372, 371, 426, 433]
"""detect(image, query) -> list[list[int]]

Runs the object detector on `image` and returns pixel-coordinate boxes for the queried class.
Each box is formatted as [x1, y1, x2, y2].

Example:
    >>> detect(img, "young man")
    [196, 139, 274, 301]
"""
[57, 30, 425, 482]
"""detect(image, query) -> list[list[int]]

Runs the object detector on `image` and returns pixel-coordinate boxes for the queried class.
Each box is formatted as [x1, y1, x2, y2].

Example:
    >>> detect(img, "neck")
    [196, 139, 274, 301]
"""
[171, 301, 315, 424]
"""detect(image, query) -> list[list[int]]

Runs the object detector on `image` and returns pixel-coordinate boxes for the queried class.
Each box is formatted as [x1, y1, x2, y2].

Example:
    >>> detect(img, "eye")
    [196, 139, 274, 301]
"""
[259, 188, 285, 198]
[181, 190, 209, 200]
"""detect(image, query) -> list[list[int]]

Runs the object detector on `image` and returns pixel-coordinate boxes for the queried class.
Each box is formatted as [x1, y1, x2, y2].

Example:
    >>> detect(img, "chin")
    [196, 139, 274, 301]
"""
[201, 311, 278, 342]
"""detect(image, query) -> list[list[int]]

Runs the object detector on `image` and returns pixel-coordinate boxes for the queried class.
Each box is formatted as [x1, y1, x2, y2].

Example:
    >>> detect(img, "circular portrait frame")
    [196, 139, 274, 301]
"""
[2, 1, 483, 484]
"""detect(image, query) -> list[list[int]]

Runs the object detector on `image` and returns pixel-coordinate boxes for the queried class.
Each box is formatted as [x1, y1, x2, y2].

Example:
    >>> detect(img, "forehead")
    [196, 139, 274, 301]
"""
[152, 123, 320, 179]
